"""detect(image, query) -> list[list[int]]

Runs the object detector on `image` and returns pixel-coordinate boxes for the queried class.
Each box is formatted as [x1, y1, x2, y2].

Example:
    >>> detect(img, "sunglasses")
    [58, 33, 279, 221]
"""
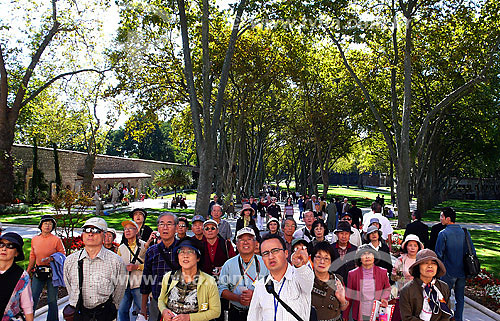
[0, 242, 16, 249]
[204, 227, 217, 231]
[82, 227, 103, 234]
[178, 224, 187, 228]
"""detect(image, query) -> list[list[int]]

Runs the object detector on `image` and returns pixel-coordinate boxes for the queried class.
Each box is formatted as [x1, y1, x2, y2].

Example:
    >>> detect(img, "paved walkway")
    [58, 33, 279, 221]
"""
[5, 196, 499, 321]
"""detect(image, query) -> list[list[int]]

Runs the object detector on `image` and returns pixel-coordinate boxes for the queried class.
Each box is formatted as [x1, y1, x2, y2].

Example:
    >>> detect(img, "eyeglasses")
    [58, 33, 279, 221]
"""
[0, 242, 16, 249]
[261, 248, 284, 257]
[342, 218, 352, 221]
[158, 222, 175, 228]
[204, 227, 217, 231]
[123, 227, 137, 231]
[314, 255, 331, 262]
[294, 245, 308, 252]
[178, 248, 196, 255]
[178, 224, 187, 228]
[82, 227, 103, 234]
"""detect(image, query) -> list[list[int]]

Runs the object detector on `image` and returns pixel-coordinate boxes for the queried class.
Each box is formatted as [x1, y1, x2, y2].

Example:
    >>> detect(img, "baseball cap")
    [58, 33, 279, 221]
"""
[203, 219, 218, 228]
[192, 215, 205, 224]
[82, 217, 108, 232]
[236, 227, 256, 239]
[121, 220, 139, 230]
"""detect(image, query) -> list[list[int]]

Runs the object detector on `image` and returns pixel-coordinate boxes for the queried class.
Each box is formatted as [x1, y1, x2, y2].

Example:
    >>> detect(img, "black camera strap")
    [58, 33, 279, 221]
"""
[265, 279, 304, 321]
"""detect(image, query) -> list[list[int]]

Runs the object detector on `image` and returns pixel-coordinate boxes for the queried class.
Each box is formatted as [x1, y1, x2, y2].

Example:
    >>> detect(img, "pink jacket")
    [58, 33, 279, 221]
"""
[343, 265, 391, 321]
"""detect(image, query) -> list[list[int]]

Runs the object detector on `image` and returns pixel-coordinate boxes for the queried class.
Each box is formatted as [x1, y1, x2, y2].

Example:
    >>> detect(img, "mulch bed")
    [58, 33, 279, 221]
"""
[36, 287, 68, 310]
[465, 285, 500, 314]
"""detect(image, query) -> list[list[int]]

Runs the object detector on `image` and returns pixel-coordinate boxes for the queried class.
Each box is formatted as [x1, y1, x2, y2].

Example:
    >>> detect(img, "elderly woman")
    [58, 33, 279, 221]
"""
[399, 249, 453, 321]
[1, 232, 34, 321]
[344, 244, 391, 321]
[158, 238, 220, 321]
[311, 220, 329, 247]
[392, 234, 424, 291]
[363, 225, 393, 276]
[104, 228, 119, 253]
[26, 215, 64, 320]
[235, 204, 261, 242]
[261, 217, 283, 239]
[311, 242, 348, 321]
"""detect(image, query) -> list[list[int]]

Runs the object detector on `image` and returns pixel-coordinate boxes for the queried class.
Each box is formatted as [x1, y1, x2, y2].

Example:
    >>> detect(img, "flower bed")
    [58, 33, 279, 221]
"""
[60, 235, 85, 255]
[465, 269, 500, 314]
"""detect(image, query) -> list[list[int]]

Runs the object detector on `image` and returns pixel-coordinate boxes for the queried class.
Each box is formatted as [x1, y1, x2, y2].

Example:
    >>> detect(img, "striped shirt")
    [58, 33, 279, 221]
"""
[63, 247, 127, 309]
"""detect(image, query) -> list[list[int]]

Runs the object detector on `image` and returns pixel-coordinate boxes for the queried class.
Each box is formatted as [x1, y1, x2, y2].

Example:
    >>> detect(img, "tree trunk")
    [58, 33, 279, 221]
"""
[53, 142, 61, 194]
[81, 151, 96, 194]
[0, 138, 14, 204]
[195, 151, 214, 217]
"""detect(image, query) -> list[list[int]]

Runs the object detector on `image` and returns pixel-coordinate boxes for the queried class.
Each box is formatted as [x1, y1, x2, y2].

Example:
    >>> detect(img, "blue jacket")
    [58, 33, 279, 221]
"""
[50, 252, 67, 287]
[435, 224, 475, 278]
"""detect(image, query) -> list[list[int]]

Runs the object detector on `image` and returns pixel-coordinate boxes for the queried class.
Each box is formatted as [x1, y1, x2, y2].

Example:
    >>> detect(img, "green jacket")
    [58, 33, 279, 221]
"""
[157, 270, 221, 321]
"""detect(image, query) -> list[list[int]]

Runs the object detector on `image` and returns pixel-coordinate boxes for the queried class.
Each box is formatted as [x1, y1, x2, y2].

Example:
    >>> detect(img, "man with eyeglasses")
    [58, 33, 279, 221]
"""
[139, 213, 180, 321]
[248, 234, 314, 321]
[201, 219, 236, 277]
[201, 219, 236, 321]
[63, 217, 127, 321]
[218, 227, 269, 319]
[282, 218, 296, 262]
[117, 220, 147, 321]
[210, 204, 233, 241]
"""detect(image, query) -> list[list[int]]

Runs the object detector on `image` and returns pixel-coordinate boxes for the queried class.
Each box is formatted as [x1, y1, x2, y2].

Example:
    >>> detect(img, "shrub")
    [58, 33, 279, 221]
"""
[0, 205, 29, 215]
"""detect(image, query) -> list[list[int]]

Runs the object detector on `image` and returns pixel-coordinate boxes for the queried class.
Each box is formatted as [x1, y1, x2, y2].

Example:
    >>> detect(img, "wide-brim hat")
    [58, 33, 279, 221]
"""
[38, 215, 56, 231]
[0, 232, 24, 261]
[369, 218, 381, 227]
[408, 249, 446, 278]
[129, 208, 147, 219]
[402, 234, 424, 251]
[355, 244, 379, 261]
[334, 221, 353, 234]
[82, 217, 108, 232]
[364, 225, 383, 241]
[239, 204, 255, 216]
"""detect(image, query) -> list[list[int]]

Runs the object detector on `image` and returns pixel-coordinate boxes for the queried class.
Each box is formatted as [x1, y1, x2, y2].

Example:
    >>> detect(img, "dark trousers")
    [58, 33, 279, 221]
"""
[228, 306, 248, 320]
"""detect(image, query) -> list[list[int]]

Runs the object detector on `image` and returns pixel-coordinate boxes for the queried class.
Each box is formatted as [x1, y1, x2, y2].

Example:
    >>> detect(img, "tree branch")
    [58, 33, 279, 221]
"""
[0, 46, 8, 112]
[21, 68, 109, 108]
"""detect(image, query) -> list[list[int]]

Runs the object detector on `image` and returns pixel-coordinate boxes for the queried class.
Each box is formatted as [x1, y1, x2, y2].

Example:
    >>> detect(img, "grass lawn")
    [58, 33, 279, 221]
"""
[3, 208, 194, 229]
[424, 199, 500, 224]
[19, 238, 31, 270]
[318, 186, 391, 208]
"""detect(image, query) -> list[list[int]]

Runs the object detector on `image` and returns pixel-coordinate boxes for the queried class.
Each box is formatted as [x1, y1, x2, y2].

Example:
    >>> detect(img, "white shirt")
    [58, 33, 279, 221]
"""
[248, 264, 314, 321]
[362, 212, 394, 240]
[293, 227, 313, 243]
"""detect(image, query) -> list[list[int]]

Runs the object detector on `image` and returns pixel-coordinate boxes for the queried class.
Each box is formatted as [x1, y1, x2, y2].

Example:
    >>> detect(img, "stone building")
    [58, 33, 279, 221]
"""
[12, 144, 197, 197]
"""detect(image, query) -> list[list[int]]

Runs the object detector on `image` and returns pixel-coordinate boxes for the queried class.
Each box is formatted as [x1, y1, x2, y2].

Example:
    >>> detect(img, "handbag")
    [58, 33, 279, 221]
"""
[34, 265, 52, 281]
[462, 228, 480, 278]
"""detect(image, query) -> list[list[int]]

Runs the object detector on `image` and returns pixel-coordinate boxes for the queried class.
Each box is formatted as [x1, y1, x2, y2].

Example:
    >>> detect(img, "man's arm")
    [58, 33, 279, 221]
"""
[112, 256, 127, 308]
[247, 284, 262, 320]
[140, 248, 154, 315]
[435, 232, 446, 260]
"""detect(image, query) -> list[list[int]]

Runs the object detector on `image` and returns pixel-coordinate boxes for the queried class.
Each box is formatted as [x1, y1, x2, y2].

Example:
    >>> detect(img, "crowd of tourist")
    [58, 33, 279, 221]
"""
[0, 194, 476, 321]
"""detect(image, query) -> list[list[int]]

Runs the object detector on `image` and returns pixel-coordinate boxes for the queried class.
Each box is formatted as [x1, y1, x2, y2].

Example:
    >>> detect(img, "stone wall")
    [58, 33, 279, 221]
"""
[12, 144, 196, 194]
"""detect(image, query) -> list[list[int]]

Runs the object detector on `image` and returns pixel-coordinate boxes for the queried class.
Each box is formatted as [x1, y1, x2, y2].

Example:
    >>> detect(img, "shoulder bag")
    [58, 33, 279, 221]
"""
[462, 228, 480, 278]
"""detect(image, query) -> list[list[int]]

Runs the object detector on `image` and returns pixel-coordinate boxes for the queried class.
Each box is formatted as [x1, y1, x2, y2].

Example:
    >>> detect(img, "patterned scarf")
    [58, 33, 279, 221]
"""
[423, 280, 453, 317]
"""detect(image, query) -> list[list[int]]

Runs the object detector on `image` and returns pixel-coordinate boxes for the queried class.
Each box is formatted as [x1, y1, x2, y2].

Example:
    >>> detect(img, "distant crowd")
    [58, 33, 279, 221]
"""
[0, 192, 476, 321]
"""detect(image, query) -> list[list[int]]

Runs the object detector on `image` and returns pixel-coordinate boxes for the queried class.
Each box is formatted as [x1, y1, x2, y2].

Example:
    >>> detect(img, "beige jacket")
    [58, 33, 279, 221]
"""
[117, 239, 147, 289]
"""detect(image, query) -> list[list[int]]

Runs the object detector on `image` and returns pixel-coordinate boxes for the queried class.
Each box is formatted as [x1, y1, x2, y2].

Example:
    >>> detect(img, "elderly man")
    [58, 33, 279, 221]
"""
[248, 234, 314, 321]
[210, 204, 232, 241]
[201, 219, 236, 277]
[293, 210, 315, 242]
[139, 213, 180, 321]
[117, 219, 147, 321]
[282, 218, 296, 262]
[329, 221, 358, 284]
[190, 215, 205, 241]
[219, 227, 269, 319]
[63, 217, 126, 321]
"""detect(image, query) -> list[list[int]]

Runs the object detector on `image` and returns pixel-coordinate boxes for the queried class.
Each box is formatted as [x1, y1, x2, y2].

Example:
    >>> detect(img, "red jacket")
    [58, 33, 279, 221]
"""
[343, 265, 391, 321]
